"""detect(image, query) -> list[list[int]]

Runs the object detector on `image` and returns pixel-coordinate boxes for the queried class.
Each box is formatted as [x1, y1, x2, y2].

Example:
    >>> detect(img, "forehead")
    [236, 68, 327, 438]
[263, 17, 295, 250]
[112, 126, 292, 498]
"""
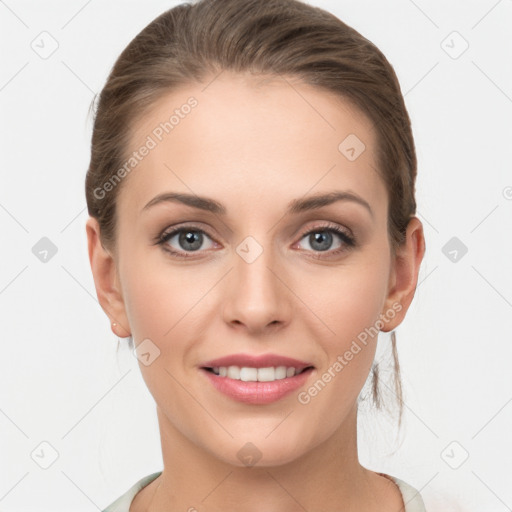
[120, 71, 386, 220]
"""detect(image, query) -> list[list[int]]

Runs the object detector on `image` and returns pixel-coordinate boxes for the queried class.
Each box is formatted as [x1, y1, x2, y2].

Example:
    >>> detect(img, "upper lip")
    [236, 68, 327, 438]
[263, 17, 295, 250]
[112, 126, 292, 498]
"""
[201, 353, 314, 371]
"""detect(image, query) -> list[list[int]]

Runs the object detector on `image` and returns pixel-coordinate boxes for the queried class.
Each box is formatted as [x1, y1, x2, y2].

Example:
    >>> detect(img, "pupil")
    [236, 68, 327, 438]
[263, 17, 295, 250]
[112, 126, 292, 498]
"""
[180, 231, 202, 251]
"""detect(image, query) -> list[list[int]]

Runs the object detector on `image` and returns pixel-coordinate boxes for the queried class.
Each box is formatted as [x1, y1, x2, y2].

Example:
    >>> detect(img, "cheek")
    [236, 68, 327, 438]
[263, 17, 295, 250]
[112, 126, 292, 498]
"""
[301, 255, 390, 346]
[117, 233, 204, 339]
[121, 260, 192, 341]
[301, 250, 390, 391]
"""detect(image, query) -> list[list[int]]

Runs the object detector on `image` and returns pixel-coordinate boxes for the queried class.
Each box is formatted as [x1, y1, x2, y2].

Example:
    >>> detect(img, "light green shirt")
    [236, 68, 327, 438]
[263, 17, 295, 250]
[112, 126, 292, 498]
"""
[102, 471, 427, 511]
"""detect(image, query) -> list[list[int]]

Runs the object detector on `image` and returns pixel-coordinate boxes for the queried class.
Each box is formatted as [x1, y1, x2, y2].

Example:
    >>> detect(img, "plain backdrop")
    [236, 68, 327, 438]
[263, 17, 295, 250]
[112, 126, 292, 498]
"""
[1, 0, 511, 510]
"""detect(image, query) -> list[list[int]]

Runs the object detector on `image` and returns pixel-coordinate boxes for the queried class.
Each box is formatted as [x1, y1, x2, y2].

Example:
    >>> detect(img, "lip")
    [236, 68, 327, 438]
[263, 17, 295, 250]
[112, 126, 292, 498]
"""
[199, 352, 315, 405]
[200, 367, 315, 404]
[200, 353, 314, 372]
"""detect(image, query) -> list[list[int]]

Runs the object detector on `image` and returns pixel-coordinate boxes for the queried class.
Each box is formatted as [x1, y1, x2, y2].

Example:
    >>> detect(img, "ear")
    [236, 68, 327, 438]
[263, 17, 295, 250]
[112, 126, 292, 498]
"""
[380, 216, 425, 332]
[86, 216, 131, 338]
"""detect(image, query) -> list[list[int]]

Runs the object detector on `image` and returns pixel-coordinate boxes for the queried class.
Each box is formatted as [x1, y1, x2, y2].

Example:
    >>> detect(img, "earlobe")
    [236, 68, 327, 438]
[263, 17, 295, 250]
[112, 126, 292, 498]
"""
[85, 217, 131, 338]
[380, 216, 425, 333]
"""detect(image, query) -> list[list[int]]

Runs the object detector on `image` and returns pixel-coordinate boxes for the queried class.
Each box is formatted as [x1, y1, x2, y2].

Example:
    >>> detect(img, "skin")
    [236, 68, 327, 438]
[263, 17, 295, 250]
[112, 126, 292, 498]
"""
[87, 70, 425, 511]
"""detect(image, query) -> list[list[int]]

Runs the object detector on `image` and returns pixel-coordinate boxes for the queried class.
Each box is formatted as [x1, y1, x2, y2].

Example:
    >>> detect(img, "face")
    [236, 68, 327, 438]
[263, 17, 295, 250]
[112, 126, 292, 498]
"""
[90, 71, 418, 467]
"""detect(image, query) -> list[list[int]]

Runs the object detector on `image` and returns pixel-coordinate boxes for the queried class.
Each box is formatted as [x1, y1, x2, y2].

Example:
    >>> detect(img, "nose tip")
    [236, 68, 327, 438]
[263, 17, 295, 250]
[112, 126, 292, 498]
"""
[222, 249, 291, 334]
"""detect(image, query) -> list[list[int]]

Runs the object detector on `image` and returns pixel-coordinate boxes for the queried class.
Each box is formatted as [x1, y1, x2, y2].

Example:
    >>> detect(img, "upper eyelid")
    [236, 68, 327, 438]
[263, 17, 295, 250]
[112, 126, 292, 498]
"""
[160, 223, 216, 240]
[299, 222, 351, 236]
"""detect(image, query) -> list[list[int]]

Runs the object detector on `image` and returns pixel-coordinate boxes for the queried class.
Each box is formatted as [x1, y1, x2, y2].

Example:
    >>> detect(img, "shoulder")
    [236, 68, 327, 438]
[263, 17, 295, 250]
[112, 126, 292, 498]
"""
[380, 473, 428, 512]
[102, 471, 162, 512]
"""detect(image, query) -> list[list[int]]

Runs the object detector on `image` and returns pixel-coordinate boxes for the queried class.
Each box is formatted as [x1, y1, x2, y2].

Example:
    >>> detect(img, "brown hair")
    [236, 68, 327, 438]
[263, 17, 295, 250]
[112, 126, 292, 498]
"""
[86, 0, 418, 429]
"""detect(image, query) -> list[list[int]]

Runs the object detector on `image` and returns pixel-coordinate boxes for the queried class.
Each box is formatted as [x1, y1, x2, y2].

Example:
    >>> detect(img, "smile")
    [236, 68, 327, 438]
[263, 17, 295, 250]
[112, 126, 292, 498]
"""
[199, 353, 315, 404]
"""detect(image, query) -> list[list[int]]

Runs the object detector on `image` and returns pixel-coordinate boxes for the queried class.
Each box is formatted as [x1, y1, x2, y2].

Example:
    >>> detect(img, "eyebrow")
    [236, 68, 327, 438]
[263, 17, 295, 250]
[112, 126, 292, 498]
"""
[142, 190, 373, 218]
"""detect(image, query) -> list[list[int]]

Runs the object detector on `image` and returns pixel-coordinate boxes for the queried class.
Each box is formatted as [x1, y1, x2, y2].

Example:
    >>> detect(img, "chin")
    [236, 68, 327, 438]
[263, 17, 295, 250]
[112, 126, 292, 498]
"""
[206, 434, 310, 469]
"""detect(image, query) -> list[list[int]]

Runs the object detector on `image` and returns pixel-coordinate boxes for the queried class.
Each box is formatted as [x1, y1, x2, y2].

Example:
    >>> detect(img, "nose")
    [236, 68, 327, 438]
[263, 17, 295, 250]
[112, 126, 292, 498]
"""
[222, 241, 292, 336]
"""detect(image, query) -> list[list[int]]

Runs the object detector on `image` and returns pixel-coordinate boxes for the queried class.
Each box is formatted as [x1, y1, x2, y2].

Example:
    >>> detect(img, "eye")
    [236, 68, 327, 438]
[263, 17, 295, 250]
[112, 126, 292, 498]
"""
[155, 222, 356, 259]
[156, 225, 218, 258]
[295, 223, 356, 257]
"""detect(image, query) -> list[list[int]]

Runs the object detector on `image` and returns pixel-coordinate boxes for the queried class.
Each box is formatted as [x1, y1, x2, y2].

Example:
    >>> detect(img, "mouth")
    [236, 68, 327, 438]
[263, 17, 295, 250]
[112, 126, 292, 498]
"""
[199, 353, 315, 404]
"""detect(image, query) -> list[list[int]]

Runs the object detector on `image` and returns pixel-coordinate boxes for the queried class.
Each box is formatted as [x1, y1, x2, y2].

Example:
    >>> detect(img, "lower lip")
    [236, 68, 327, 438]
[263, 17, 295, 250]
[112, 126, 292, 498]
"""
[200, 367, 314, 405]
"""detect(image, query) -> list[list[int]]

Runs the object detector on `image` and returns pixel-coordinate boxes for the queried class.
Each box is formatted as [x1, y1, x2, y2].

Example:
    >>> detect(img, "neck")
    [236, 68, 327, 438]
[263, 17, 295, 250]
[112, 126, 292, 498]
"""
[146, 403, 386, 512]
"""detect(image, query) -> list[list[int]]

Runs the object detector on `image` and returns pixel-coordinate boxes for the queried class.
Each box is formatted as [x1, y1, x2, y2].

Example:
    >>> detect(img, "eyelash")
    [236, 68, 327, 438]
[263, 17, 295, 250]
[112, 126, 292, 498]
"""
[154, 222, 356, 259]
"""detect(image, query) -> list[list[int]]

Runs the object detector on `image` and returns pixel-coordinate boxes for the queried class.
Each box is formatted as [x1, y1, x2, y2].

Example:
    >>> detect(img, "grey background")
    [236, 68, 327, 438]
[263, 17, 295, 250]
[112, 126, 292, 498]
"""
[1, 0, 511, 510]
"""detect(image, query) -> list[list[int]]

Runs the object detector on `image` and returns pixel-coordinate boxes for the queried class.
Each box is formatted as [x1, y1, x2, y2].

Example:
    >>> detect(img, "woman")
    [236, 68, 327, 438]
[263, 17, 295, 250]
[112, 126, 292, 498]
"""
[85, 0, 426, 510]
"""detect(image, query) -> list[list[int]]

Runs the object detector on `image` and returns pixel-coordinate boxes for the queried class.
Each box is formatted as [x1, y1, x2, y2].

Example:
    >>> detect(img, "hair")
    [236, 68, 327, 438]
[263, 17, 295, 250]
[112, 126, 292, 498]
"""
[86, 0, 419, 431]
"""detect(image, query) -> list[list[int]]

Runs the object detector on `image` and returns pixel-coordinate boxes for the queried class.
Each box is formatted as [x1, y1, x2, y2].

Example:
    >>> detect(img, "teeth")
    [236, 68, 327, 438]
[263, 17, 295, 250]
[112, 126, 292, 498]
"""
[227, 366, 241, 379]
[240, 367, 258, 381]
[257, 367, 275, 382]
[211, 366, 303, 381]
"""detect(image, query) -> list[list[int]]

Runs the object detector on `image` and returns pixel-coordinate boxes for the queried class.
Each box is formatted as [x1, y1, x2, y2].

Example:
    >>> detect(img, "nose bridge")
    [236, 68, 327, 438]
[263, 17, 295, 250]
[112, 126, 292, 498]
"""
[223, 233, 290, 331]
